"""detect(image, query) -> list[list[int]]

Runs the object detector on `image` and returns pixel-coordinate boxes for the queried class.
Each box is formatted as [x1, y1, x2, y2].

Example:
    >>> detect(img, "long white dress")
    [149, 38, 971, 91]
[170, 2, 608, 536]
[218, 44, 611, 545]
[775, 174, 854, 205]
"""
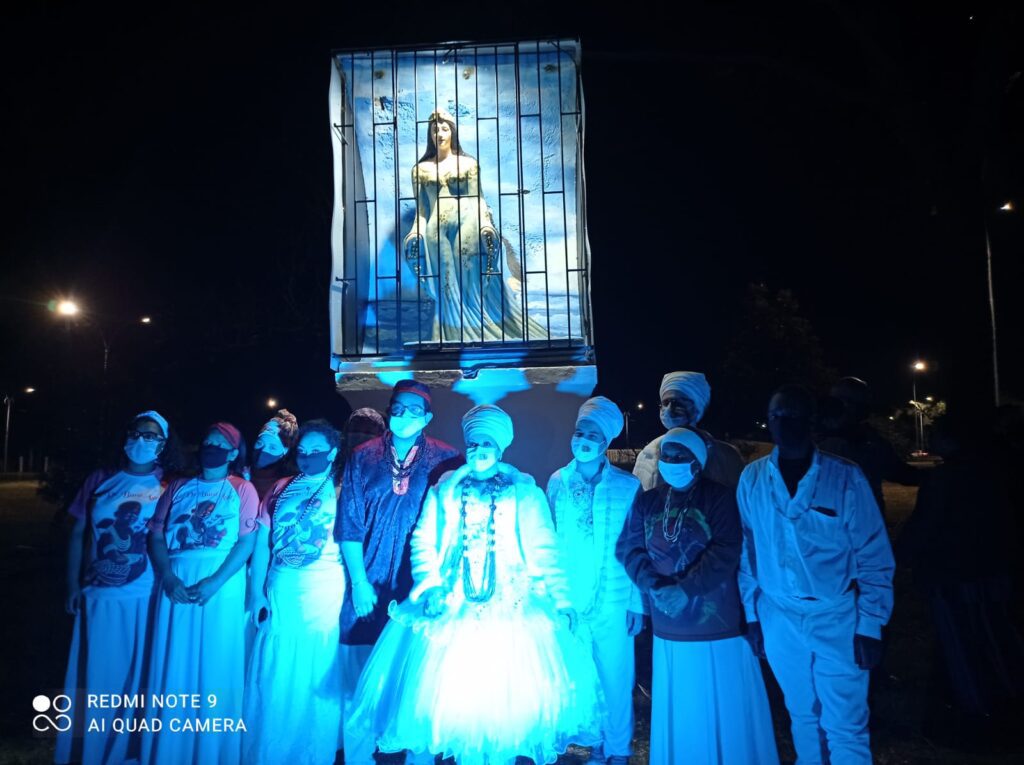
[408, 159, 547, 343]
[141, 475, 258, 765]
[349, 467, 603, 765]
[55, 468, 164, 765]
[243, 474, 345, 765]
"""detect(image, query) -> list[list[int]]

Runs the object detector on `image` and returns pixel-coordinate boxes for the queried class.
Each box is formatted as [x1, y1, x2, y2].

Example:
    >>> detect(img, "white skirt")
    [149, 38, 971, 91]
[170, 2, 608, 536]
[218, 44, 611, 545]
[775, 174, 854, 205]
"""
[243, 564, 345, 765]
[350, 592, 603, 765]
[141, 552, 247, 765]
[651, 635, 780, 765]
[54, 588, 154, 765]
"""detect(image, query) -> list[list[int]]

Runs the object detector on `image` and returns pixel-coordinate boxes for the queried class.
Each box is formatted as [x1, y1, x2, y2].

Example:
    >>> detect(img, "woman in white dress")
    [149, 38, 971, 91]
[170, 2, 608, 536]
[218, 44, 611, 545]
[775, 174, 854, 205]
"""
[403, 109, 546, 343]
[244, 419, 345, 765]
[143, 422, 258, 765]
[349, 404, 602, 765]
[56, 410, 181, 765]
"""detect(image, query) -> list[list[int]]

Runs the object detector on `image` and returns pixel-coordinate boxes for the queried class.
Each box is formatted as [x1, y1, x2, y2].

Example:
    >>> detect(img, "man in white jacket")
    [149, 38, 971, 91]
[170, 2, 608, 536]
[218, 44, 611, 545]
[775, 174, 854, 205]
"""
[737, 385, 895, 765]
[548, 397, 644, 764]
[633, 371, 745, 490]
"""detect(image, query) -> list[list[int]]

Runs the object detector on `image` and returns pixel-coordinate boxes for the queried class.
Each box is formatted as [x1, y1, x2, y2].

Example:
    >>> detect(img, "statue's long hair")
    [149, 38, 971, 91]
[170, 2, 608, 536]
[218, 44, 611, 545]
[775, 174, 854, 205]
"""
[418, 114, 471, 163]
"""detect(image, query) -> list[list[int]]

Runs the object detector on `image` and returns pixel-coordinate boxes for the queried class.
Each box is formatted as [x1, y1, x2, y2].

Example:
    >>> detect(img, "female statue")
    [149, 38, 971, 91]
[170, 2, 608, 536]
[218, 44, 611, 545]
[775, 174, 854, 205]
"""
[403, 110, 546, 343]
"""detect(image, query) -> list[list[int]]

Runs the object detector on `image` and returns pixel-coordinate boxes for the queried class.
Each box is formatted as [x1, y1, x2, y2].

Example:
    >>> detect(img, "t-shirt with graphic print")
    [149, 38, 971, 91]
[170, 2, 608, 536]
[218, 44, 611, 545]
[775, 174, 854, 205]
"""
[258, 474, 341, 571]
[150, 475, 259, 554]
[69, 468, 166, 598]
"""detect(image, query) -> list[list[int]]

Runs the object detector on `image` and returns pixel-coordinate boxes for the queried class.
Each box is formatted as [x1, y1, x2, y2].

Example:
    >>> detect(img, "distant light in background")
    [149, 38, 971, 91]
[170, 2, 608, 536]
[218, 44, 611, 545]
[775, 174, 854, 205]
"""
[925, 396, 934, 402]
[912, 360, 927, 372]
[56, 299, 80, 316]
[141, 316, 152, 324]
[267, 398, 278, 409]
[999, 201, 1014, 212]
[636, 402, 644, 410]
[24, 387, 35, 394]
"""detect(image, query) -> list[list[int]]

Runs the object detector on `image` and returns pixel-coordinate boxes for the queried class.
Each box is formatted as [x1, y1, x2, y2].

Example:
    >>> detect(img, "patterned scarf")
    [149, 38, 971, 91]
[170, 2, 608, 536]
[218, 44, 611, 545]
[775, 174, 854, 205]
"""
[387, 432, 423, 496]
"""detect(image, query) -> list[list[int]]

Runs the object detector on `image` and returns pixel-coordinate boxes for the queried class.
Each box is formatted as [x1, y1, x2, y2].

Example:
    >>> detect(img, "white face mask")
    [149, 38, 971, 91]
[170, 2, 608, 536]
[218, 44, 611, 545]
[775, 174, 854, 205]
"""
[658, 459, 699, 489]
[390, 415, 428, 440]
[571, 435, 605, 464]
[466, 445, 499, 474]
[125, 437, 161, 465]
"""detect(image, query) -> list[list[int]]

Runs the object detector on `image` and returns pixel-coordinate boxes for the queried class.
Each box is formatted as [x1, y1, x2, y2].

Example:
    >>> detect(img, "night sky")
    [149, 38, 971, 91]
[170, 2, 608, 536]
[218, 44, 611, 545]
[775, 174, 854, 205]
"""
[2, 2, 1021, 464]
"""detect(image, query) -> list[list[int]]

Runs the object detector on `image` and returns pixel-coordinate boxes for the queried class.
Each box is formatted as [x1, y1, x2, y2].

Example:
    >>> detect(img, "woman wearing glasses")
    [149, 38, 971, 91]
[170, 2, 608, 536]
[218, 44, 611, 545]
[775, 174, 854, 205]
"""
[56, 410, 183, 765]
[337, 379, 460, 765]
[244, 420, 346, 764]
[617, 428, 778, 765]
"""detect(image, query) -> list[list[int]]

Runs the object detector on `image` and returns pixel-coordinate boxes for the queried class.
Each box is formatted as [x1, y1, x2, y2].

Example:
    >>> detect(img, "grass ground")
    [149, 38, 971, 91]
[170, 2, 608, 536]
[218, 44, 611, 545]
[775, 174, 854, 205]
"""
[0, 480, 1021, 764]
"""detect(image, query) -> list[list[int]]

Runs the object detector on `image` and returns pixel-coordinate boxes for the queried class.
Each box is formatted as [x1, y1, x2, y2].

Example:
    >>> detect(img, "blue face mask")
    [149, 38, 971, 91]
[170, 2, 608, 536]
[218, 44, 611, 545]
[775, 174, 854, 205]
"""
[658, 459, 699, 489]
[571, 435, 605, 463]
[124, 437, 161, 465]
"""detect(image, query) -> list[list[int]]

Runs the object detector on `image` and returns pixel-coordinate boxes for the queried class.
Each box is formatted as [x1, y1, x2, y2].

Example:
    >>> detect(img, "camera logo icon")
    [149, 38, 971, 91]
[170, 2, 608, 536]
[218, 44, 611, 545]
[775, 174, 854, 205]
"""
[32, 695, 72, 733]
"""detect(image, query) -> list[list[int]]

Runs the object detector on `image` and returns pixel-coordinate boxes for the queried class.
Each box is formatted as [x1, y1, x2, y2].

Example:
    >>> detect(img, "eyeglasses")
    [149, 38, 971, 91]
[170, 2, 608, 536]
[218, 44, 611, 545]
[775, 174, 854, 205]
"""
[389, 402, 426, 418]
[127, 430, 165, 443]
[660, 453, 698, 465]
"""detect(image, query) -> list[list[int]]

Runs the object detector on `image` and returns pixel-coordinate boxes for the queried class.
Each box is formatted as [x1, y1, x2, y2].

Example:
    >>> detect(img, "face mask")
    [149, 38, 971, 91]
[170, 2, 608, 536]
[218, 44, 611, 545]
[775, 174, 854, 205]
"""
[253, 449, 281, 469]
[659, 459, 699, 489]
[769, 417, 813, 451]
[390, 415, 427, 440]
[124, 438, 161, 465]
[466, 446, 499, 474]
[198, 444, 232, 469]
[660, 408, 691, 430]
[571, 435, 605, 463]
[297, 451, 333, 476]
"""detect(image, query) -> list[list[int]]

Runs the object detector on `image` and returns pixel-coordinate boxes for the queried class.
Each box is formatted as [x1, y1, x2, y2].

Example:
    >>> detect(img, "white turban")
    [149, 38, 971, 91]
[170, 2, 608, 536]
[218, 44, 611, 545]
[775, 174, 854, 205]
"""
[576, 396, 624, 444]
[461, 404, 514, 452]
[659, 371, 711, 420]
[661, 427, 708, 468]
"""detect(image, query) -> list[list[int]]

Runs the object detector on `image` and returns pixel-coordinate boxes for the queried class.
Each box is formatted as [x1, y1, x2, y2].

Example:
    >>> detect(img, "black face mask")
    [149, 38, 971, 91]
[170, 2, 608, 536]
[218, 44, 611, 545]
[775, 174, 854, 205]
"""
[769, 416, 813, 451]
[297, 452, 332, 476]
[198, 444, 232, 469]
[253, 449, 281, 469]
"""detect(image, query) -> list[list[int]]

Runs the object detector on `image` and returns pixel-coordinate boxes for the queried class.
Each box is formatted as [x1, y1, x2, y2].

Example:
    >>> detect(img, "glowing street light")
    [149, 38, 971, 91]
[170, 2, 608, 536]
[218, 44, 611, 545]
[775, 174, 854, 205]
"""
[636, 402, 644, 411]
[56, 299, 80, 317]
[24, 387, 35, 394]
[999, 201, 1014, 212]
[141, 316, 152, 324]
[910, 360, 928, 453]
[912, 360, 927, 372]
[267, 398, 279, 409]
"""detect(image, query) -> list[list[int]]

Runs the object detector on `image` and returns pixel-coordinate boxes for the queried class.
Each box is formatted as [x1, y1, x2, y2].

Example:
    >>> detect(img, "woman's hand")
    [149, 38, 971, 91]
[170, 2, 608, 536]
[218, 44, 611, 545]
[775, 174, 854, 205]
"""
[404, 235, 426, 278]
[651, 584, 689, 618]
[481, 227, 498, 273]
[162, 574, 191, 604]
[352, 579, 378, 618]
[421, 587, 447, 618]
[250, 593, 271, 628]
[626, 610, 645, 636]
[65, 584, 82, 615]
[188, 577, 221, 606]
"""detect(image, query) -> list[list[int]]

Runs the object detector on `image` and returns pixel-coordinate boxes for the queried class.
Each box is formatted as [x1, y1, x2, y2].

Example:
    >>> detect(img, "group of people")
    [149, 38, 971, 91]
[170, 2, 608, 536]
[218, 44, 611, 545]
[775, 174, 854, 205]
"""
[58, 371, 901, 765]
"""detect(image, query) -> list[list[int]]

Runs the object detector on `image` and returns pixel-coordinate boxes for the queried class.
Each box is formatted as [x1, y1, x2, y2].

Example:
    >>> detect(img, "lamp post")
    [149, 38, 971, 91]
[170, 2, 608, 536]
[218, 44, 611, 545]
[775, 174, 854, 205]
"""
[911, 360, 927, 454]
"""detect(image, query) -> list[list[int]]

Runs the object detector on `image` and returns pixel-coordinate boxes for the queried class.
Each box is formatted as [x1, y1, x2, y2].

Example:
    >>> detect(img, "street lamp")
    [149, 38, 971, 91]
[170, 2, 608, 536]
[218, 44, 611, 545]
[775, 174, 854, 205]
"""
[141, 316, 152, 324]
[24, 387, 35, 394]
[999, 201, 1014, 212]
[910, 360, 928, 454]
[267, 398, 279, 409]
[56, 299, 80, 316]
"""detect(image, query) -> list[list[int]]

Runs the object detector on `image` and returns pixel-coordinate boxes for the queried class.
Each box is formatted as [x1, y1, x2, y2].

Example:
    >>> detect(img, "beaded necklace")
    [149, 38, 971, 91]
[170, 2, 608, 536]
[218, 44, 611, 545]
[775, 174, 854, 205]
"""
[662, 483, 699, 545]
[274, 473, 332, 529]
[458, 474, 508, 603]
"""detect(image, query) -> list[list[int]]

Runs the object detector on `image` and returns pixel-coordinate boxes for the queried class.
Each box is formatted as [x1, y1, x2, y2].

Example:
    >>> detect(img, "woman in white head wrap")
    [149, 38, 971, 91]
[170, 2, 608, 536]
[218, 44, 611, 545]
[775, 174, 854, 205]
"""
[632, 371, 746, 492]
[546, 396, 645, 764]
[617, 428, 779, 765]
[348, 404, 602, 764]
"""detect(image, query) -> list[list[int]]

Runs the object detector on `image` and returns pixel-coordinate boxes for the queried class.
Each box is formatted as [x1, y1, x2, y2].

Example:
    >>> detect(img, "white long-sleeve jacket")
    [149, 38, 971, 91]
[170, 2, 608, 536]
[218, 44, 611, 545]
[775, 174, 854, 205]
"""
[408, 466, 571, 610]
[736, 448, 895, 638]
[547, 460, 644, 622]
